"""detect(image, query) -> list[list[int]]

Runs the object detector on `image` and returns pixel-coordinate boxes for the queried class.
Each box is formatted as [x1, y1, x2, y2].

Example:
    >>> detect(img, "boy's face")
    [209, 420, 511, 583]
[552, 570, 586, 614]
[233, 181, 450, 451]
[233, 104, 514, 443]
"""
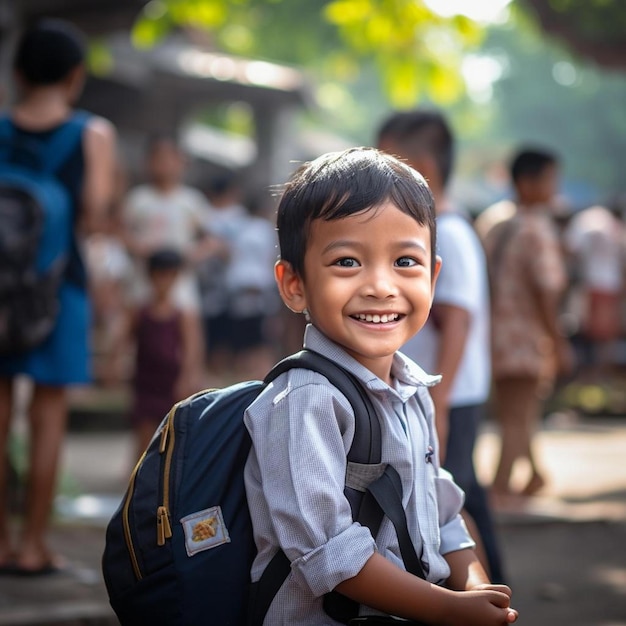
[276, 201, 440, 383]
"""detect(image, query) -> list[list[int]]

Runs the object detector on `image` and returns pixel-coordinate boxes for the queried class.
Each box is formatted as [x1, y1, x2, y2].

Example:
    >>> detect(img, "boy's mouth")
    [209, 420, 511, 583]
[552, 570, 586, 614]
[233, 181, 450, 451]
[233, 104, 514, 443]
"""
[352, 312, 400, 324]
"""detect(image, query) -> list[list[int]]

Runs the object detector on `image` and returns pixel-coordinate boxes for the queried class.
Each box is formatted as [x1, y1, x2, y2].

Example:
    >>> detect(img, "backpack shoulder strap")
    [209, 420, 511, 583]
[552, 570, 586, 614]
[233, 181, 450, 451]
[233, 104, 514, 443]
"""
[264, 349, 381, 464]
[252, 350, 422, 626]
[250, 351, 381, 626]
[365, 465, 426, 579]
[42, 110, 91, 174]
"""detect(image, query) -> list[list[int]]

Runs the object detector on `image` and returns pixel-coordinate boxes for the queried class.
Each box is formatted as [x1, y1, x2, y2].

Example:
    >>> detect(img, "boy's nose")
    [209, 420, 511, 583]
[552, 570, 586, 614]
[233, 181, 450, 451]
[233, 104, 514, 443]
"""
[363, 268, 399, 298]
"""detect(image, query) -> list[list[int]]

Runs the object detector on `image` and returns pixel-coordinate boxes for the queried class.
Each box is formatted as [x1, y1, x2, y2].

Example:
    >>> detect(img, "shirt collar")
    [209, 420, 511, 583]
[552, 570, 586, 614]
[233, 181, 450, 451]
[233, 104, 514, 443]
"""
[302, 324, 441, 401]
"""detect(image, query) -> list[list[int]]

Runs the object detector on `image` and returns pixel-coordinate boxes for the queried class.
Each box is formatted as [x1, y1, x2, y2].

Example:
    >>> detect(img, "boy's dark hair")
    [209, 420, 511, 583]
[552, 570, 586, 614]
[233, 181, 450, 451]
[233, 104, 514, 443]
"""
[276, 147, 436, 278]
[147, 248, 184, 273]
[510, 148, 559, 184]
[14, 19, 86, 85]
[376, 109, 454, 187]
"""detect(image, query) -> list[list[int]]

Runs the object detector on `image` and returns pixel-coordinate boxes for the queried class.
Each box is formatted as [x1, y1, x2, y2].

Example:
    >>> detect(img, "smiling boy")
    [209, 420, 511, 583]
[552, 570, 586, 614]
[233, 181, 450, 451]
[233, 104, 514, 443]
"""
[243, 148, 517, 625]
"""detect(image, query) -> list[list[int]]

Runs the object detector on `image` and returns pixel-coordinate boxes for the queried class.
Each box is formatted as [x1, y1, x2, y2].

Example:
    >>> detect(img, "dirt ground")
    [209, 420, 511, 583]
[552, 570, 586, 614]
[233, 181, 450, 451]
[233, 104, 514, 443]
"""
[499, 520, 626, 626]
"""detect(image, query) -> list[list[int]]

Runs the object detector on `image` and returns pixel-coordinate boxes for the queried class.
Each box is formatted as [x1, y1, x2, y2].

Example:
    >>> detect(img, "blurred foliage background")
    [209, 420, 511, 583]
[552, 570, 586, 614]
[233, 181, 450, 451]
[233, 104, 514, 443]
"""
[118, 0, 625, 210]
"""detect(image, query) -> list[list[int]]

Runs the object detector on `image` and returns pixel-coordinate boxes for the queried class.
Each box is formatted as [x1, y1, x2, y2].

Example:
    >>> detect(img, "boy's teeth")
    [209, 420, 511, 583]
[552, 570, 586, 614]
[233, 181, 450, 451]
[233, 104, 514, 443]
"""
[356, 313, 398, 323]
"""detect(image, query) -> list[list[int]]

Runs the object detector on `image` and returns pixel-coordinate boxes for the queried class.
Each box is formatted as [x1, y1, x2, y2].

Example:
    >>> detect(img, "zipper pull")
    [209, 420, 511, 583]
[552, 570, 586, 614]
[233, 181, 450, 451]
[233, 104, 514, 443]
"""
[159, 421, 169, 454]
[157, 506, 173, 546]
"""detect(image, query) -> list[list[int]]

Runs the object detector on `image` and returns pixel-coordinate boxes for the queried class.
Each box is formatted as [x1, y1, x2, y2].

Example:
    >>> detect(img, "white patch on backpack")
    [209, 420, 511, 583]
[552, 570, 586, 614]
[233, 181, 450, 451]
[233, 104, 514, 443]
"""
[181, 506, 230, 556]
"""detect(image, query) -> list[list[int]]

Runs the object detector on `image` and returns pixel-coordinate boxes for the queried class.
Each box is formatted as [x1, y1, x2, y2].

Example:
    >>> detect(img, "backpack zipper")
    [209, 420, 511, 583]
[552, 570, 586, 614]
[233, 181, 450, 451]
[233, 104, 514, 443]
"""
[157, 406, 176, 546]
[121, 403, 178, 580]
[122, 390, 211, 579]
[157, 391, 208, 547]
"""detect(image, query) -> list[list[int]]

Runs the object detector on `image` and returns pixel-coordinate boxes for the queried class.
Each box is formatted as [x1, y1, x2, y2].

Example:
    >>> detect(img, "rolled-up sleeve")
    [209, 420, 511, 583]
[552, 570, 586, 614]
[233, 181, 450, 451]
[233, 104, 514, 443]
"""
[291, 521, 375, 596]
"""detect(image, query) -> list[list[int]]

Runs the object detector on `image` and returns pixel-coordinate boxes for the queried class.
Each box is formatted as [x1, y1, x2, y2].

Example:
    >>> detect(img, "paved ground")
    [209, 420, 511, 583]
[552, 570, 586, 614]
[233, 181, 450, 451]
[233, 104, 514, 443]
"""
[1, 411, 625, 625]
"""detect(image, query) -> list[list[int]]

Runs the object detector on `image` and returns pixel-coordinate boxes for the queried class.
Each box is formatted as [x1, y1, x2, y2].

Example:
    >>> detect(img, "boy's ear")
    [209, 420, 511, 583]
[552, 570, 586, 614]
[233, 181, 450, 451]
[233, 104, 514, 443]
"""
[431, 255, 442, 300]
[275, 260, 307, 313]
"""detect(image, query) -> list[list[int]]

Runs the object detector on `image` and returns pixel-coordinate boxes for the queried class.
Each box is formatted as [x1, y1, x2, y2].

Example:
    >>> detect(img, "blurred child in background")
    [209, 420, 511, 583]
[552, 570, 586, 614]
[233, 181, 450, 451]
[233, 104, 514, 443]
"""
[110, 249, 204, 461]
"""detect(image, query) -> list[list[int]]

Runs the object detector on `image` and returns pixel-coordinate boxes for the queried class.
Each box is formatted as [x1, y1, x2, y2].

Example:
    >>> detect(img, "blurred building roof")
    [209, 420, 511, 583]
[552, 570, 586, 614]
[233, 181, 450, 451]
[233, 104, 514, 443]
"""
[83, 31, 309, 112]
[77, 31, 311, 191]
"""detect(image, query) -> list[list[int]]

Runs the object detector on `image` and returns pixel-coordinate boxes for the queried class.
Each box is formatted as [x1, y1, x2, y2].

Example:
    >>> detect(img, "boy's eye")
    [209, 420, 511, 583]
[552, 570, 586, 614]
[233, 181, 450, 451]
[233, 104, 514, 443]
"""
[396, 256, 418, 267]
[335, 257, 360, 268]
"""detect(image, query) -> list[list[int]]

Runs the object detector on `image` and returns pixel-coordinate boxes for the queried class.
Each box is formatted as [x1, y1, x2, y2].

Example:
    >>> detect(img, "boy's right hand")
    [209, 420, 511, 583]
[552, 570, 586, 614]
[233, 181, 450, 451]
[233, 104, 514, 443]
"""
[439, 585, 518, 625]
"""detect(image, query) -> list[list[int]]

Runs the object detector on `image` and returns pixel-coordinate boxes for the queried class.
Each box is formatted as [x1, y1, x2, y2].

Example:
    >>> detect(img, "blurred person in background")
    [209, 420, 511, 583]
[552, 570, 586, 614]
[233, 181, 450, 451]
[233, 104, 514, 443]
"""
[121, 133, 220, 365]
[563, 204, 625, 381]
[108, 248, 204, 462]
[474, 198, 516, 244]
[85, 163, 132, 383]
[224, 196, 280, 380]
[198, 172, 279, 381]
[0, 19, 117, 574]
[378, 109, 506, 584]
[484, 147, 574, 506]
[196, 172, 245, 383]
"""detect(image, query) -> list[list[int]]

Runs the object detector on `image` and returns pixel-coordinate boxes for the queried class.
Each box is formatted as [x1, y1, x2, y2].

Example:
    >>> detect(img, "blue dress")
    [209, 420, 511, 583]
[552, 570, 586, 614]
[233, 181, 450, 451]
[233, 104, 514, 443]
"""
[0, 113, 91, 385]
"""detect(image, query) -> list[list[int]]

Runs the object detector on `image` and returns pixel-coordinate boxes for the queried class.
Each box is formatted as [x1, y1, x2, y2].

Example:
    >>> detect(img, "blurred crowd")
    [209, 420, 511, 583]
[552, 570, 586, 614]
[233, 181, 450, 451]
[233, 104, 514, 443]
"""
[86, 135, 286, 384]
[83, 116, 626, 477]
[82, 133, 298, 455]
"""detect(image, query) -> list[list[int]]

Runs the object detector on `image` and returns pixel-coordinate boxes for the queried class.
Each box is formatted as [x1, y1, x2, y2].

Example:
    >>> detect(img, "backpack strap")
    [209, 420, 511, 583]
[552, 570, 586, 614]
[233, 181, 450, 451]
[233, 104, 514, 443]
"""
[322, 461, 428, 624]
[249, 350, 424, 626]
[266, 350, 382, 464]
[365, 466, 427, 579]
[249, 350, 381, 626]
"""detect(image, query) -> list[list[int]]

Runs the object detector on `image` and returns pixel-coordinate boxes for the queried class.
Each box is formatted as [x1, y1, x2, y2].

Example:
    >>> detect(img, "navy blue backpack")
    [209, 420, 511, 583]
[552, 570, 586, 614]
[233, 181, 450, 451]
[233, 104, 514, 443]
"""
[0, 112, 88, 354]
[102, 350, 425, 625]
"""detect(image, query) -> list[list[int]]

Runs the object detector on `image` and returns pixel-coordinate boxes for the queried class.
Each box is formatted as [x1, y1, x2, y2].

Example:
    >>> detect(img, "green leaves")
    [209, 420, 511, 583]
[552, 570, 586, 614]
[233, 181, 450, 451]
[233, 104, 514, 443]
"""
[323, 0, 480, 105]
[132, 0, 228, 47]
[131, 0, 484, 107]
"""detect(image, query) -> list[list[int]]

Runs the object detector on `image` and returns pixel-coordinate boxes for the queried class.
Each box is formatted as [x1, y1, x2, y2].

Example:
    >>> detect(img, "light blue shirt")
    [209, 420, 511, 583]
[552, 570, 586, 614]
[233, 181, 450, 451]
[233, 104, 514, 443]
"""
[244, 325, 474, 625]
